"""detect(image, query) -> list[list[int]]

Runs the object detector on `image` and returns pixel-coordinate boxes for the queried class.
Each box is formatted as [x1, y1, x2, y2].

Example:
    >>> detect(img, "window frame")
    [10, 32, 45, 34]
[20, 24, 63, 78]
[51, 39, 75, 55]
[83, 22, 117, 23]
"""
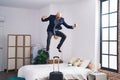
[100, 0, 119, 72]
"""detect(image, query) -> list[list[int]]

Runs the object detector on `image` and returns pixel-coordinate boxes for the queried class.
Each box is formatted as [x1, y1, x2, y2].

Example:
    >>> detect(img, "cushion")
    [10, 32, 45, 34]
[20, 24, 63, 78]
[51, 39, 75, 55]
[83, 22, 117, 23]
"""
[73, 59, 82, 67]
[87, 63, 94, 69]
[8, 77, 25, 80]
[68, 57, 79, 64]
[80, 59, 90, 68]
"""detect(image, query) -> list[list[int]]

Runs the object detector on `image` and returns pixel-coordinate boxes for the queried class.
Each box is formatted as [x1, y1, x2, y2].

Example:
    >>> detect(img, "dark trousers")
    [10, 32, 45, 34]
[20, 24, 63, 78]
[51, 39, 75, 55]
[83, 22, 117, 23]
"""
[46, 31, 66, 51]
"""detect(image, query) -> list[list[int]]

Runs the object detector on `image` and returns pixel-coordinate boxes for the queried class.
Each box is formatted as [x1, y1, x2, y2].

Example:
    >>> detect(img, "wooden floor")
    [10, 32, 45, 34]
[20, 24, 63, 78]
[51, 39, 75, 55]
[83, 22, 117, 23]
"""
[0, 71, 17, 80]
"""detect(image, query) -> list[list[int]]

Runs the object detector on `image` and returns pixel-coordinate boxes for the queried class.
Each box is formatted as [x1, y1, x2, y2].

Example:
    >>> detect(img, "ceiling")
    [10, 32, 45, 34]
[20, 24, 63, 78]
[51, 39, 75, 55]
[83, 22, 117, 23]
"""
[0, 0, 79, 9]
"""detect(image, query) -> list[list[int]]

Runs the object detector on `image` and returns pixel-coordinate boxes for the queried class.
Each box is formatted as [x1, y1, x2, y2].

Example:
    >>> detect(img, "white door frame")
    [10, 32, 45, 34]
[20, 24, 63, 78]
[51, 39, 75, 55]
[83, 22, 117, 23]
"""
[0, 16, 4, 71]
[0, 48, 3, 71]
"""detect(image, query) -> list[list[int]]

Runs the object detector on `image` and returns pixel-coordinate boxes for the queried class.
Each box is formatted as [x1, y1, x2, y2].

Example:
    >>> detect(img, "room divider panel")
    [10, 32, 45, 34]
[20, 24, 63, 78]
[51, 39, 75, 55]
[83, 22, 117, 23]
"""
[7, 34, 31, 72]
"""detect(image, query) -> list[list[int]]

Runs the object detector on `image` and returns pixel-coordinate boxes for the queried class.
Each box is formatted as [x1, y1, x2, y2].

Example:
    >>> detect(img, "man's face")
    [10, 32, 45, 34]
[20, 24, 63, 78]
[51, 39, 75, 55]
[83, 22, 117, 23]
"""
[56, 12, 62, 19]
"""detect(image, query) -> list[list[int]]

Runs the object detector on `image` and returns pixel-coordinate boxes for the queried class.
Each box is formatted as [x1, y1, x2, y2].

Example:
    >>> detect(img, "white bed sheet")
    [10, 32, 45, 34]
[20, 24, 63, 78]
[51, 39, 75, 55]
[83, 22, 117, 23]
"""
[18, 63, 92, 80]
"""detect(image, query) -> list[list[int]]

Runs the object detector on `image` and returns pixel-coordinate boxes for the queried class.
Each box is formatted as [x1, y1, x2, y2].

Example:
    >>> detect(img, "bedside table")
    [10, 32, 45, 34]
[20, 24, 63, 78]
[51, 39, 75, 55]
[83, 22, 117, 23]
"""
[88, 72, 107, 80]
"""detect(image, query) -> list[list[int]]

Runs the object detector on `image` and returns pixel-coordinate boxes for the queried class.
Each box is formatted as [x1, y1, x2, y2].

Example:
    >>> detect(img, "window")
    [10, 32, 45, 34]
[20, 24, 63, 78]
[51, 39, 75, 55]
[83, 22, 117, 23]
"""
[100, 0, 118, 72]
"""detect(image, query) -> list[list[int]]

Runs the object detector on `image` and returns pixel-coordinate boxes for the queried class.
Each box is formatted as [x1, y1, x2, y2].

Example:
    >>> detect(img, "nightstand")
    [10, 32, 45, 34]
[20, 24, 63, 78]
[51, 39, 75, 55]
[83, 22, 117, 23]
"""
[88, 72, 107, 80]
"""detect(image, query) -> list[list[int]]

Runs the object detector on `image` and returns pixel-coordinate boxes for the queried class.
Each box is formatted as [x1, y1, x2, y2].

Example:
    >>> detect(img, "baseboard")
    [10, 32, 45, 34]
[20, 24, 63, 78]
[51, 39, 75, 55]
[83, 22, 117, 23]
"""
[4, 69, 18, 73]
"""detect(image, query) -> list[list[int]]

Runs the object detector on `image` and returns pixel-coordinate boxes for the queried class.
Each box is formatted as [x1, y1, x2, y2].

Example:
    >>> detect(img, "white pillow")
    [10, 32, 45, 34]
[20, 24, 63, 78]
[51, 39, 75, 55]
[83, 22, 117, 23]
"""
[80, 59, 90, 68]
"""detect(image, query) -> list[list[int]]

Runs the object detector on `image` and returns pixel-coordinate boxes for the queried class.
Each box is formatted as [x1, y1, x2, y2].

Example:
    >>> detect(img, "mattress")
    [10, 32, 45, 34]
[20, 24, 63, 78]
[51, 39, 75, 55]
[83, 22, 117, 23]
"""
[18, 63, 92, 80]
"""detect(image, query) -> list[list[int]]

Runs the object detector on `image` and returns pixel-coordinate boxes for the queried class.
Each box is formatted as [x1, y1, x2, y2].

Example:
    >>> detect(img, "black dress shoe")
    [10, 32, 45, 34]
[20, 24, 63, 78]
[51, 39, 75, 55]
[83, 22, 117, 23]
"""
[58, 49, 62, 53]
[57, 47, 62, 53]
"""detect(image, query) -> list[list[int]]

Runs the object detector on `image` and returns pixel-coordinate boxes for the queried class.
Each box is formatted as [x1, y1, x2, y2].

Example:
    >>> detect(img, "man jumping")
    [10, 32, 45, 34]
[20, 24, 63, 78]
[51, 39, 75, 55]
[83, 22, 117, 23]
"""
[41, 12, 76, 52]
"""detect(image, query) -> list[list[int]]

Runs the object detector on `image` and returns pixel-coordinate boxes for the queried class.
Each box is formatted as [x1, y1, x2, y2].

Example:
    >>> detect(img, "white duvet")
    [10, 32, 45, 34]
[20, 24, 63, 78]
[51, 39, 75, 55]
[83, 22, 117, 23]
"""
[18, 63, 92, 80]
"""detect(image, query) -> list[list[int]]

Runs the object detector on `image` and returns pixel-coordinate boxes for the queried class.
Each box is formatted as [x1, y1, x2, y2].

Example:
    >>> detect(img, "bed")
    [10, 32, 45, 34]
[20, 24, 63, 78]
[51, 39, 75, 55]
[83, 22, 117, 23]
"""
[18, 63, 92, 80]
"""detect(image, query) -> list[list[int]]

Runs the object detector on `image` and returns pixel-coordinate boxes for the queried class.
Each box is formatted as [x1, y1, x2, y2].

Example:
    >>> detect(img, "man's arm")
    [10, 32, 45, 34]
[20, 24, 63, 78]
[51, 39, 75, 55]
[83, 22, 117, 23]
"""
[41, 15, 50, 22]
[63, 19, 77, 29]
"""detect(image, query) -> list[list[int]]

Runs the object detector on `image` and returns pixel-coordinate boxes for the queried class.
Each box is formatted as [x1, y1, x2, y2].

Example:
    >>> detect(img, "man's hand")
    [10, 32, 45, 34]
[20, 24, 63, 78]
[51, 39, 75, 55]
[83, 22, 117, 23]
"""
[54, 35, 59, 39]
[73, 24, 77, 29]
[42, 16, 47, 20]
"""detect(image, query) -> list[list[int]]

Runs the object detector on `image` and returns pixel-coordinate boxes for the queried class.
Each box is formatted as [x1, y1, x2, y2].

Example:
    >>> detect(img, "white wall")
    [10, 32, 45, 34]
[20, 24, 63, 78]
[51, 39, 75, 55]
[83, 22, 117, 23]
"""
[0, 6, 42, 44]
[37, 5, 50, 48]
[71, 0, 96, 61]
[0, 6, 42, 68]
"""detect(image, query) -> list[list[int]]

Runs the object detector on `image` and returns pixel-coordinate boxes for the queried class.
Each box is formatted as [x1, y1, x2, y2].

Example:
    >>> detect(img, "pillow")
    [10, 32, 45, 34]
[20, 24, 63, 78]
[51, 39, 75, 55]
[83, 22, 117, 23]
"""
[68, 57, 79, 64]
[80, 59, 90, 68]
[87, 63, 94, 69]
[73, 59, 82, 67]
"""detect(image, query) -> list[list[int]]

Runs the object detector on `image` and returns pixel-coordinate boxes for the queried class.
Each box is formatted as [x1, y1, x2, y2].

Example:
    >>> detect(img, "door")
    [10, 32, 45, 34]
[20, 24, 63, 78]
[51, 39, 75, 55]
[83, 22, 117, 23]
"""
[0, 16, 4, 71]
